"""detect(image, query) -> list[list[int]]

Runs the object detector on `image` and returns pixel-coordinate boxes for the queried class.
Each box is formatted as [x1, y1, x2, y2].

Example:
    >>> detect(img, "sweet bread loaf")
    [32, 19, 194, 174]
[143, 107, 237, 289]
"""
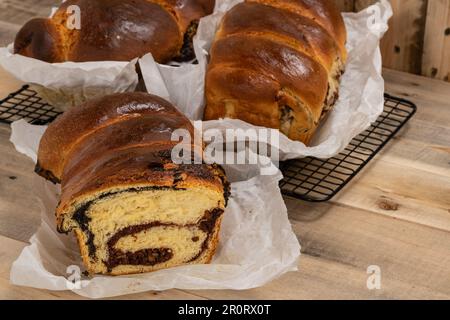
[204, 0, 347, 144]
[14, 0, 215, 63]
[36, 93, 230, 275]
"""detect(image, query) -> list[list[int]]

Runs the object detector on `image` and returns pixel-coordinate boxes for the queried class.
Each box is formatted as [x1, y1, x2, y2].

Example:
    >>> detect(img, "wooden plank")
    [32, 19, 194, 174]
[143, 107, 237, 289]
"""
[422, 0, 450, 81]
[285, 200, 450, 298]
[0, 20, 19, 47]
[0, 170, 42, 242]
[327, 123, 450, 233]
[383, 69, 450, 126]
[191, 200, 450, 300]
[0, 125, 36, 178]
[193, 255, 412, 300]
[0, 0, 54, 45]
[375, 126, 450, 179]
[0, 236, 87, 299]
[0, 67, 24, 99]
[0, 125, 41, 242]
[354, 0, 382, 11]
[0, 235, 207, 299]
[0, 0, 55, 25]
[356, 0, 429, 75]
[3, 199, 450, 300]
[441, 6, 450, 82]
[334, 0, 355, 12]
[332, 158, 450, 231]
[321, 69, 450, 233]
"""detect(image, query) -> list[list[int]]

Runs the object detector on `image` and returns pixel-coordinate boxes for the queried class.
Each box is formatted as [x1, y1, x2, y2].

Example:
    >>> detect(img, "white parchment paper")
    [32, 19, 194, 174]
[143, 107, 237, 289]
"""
[9, 120, 300, 299]
[0, 45, 139, 111]
[140, 0, 393, 160]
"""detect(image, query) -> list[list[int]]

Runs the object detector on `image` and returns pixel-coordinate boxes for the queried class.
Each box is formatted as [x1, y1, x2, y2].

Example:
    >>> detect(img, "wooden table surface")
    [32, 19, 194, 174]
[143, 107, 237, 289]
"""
[0, 67, 449, 300]
[1, 1, 450, 300]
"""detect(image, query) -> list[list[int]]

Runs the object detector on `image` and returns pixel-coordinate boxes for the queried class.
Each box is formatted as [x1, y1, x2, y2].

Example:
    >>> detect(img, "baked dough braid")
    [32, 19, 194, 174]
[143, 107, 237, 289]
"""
[14, 0, 215, 63]
[36, 92, 229, 275]
[204, 0, 347, 144]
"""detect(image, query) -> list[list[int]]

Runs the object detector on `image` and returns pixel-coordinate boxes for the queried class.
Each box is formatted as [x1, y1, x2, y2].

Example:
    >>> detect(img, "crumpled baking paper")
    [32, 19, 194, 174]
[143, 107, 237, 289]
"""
[9, 119, 300, 299]
[140, 0, 393, 160]
[0, 44, 139, 111]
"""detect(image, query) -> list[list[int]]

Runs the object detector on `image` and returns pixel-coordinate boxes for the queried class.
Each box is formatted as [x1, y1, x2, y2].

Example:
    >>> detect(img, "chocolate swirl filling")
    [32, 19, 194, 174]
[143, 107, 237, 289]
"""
[70, 187, 224, 272]
[105, 208, 223, 272]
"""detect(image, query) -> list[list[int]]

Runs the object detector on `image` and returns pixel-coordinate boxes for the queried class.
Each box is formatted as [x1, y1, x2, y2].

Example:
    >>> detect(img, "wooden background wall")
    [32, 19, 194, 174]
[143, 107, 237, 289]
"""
[336, 0, 450, 82]
[0, 0, 449, 82]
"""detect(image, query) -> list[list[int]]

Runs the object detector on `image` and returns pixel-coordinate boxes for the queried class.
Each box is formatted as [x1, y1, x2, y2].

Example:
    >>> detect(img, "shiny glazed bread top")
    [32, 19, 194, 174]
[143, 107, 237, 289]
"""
[14, 0, 215, 63]
[36, 93, 194, 182]
[205, 0, 347, 144]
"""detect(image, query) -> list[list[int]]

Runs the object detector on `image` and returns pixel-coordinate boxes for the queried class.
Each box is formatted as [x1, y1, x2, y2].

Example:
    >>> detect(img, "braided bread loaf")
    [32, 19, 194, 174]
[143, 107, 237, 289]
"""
[36, 92, 229, 275]
[14, 0, 215, 63]
[204, 0, 347, 144]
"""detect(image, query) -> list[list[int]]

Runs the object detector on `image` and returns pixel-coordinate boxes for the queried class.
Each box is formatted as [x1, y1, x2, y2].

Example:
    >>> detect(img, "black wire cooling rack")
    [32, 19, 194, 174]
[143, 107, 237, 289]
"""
[0, 85, 61, 125]
[280, 94, 417, 202]
[0, 85, 417, 202]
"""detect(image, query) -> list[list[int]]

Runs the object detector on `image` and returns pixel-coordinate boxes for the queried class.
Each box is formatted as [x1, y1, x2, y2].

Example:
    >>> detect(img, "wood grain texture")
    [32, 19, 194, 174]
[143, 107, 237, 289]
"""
[0, 0, 56, 45]
[357, 0, 428, 75]
[334, 0, 355, 12]
[0, 68, 450, 299]
[422, 0, 450, 81]
[346, 0, 450, 81]
[0, 236, 206, 300]
[0, 67, 23, 97]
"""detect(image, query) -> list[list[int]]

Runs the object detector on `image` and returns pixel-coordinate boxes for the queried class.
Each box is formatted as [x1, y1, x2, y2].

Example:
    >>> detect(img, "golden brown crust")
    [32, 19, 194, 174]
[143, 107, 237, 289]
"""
[57, 156, 226, 222]
[216, 2, 340, 71]
[204, 0, 347, 144]
[165, 0, 216, 31]
[36, 92, 227, 223]
[36, 91, 229, 275]
[74, 229, 92, 274]
[14, 18, 64, 63]
[14, 0, 215, 63]
[202, 215, 223, 264]
[248, 0, 347, 59]
[37, 92, 192, 181]
[208, 34, 329, 114]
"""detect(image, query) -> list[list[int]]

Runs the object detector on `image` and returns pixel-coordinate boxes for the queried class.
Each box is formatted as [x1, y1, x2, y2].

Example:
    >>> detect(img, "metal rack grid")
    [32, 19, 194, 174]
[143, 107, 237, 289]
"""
[0, 85, 61, 125]
[280, 94, 417, 202]
[0, 86, 417, 202]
